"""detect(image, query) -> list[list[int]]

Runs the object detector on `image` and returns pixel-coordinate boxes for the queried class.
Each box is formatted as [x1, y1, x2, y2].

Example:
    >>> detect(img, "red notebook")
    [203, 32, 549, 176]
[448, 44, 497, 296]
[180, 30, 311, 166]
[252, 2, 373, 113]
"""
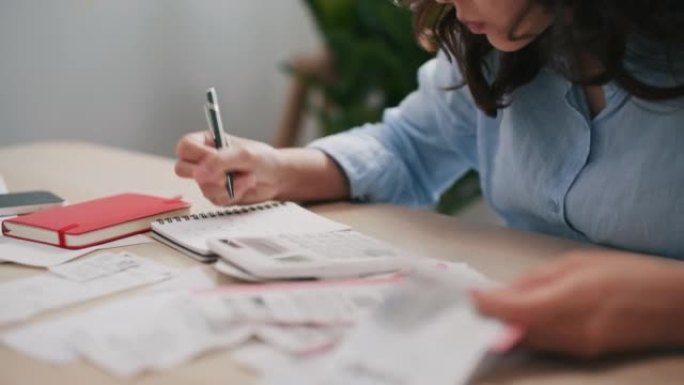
[2, 193, 190, 249]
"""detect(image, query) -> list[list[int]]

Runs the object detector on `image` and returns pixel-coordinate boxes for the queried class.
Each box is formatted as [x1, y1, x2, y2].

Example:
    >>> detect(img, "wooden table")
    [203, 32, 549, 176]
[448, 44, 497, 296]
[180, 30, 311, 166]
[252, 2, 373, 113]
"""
[0, 141, 682, 384]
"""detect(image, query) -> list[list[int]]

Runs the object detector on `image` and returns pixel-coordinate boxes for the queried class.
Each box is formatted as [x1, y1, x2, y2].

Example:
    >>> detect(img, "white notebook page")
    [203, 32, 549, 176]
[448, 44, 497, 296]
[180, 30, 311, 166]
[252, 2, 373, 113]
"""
[151, 202, 349, 255]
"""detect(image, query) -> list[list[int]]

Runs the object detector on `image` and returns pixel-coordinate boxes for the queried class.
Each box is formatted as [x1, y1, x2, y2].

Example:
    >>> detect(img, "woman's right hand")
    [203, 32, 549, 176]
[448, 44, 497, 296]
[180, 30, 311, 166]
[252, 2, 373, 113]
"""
[174, 131, 283, 206]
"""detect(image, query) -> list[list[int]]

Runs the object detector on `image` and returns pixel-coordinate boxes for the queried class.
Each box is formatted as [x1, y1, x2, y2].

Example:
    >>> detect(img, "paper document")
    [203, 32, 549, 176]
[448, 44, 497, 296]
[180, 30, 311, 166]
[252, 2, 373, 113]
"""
[68, 293, 255, 378]
[0, 252, 177, 325]
[0, 175, 7, 194]
[0, 232, 154, 267]
[2, 276, 398, 378]
[3, 292, 236, 374]
[49, 253, 142, 281]
[3, 313, 80, 364]
[3, 260, 498, 382]
[2, 267, 218, 366]
[212, 229, 409, 281]
[232, 342, 328, 376]
[144, 266, 217, 294]
[254, 325, 346, 354]
[261, 266, 502, 385]
[151, 201, 350, 259]
[195, 278, 397, 327]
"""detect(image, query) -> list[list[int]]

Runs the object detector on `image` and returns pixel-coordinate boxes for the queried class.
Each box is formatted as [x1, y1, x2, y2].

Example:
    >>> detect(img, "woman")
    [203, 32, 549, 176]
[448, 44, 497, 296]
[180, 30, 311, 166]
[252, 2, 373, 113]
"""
[175, 0, 684, 357]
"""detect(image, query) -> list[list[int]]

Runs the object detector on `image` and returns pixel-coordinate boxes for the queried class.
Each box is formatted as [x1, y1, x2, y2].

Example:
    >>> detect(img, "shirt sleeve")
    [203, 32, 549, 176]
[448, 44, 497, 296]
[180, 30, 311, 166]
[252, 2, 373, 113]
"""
[307, 51, 480, 208]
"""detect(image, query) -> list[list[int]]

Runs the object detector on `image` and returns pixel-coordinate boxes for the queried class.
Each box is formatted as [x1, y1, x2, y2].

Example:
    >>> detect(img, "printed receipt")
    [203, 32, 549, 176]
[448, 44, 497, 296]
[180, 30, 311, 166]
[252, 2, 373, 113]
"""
[2, 262, 497, 381]
[195, 281, 395, 328]
[0, 252, 177, 325]
[262, 266, 502, 385]
[2, 277, 397, 378]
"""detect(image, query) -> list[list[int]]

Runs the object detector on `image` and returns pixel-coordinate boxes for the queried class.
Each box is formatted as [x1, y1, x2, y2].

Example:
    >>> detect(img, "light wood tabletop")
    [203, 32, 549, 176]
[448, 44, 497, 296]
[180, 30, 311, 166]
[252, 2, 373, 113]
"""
[0, 141, 682, 385]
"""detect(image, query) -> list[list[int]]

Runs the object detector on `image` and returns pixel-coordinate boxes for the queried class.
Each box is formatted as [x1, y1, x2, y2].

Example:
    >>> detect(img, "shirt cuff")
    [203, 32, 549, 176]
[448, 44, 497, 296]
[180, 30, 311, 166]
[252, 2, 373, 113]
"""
[307, 126, 400, 202]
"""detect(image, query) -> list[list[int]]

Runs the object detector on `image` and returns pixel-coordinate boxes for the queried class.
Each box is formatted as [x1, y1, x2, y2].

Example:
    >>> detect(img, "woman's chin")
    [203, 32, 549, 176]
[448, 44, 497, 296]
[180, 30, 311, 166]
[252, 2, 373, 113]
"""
[487, 35, 534, 53]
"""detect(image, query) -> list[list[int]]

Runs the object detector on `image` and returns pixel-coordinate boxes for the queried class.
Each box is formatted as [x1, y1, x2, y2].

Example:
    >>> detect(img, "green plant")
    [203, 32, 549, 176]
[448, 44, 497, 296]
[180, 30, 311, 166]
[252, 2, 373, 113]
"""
[301, 0, 430, 134]
[300, 0, 481, 214]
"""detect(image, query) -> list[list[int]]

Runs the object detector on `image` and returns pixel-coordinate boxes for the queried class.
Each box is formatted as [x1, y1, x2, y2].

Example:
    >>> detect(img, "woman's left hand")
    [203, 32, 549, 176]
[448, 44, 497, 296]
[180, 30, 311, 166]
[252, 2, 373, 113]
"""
[472, 250, 684, 358]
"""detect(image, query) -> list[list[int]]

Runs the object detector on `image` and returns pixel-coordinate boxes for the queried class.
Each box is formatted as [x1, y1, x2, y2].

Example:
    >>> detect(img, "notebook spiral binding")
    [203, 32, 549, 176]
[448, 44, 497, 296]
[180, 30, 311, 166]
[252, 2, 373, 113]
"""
[154, 202, 285, 225]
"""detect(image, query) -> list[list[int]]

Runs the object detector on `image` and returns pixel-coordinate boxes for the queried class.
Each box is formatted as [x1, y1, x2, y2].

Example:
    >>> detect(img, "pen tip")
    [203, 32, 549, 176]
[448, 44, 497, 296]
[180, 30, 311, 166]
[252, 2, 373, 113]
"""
[206, 88, 216, 104]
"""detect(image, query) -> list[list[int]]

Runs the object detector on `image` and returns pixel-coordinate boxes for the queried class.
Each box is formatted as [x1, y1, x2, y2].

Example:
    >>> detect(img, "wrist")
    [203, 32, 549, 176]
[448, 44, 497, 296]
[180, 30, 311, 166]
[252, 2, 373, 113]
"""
[271, 148, 293, 201]
[668, 264, 684, 345]
[271, 148, 349, 203]
[650, 261, 684, 347]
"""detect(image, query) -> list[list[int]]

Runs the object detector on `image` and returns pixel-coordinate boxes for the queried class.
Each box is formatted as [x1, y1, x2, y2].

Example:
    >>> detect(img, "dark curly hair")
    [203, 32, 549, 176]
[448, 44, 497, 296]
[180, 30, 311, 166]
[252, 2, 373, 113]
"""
[401, 0, 684, 117]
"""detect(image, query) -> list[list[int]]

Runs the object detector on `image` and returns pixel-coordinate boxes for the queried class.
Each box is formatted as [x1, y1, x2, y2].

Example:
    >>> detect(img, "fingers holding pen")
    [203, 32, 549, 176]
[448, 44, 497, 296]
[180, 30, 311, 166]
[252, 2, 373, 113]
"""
[176, 132, 214, 162]
[174, 131, 217, 180]
[195, 146, 255, 179]
[175, 131, 282, 206]
[192, 145, 259, 205]
[196, 171, 258, 207]
[174, 160, 196, 179]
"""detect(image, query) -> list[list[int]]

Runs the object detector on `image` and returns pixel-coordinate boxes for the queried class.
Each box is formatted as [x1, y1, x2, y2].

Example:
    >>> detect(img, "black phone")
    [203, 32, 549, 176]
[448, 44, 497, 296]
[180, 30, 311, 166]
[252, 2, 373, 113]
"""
[0, 190, 65, 216]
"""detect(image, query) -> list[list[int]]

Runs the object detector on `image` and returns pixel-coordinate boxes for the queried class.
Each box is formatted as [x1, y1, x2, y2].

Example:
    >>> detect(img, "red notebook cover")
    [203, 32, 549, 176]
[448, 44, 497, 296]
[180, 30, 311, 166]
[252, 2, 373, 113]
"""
[2, 193, 190, 249]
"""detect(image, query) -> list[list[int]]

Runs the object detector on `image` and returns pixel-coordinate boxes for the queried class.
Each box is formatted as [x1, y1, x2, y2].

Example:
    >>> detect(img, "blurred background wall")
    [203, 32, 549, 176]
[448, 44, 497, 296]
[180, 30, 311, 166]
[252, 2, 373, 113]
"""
[0, 0, 320, 156]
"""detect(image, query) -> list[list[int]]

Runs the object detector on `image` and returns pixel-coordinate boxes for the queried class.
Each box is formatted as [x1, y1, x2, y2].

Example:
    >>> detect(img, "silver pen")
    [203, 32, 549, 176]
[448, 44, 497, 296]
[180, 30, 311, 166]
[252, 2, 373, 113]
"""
[204, 87, 235, 199]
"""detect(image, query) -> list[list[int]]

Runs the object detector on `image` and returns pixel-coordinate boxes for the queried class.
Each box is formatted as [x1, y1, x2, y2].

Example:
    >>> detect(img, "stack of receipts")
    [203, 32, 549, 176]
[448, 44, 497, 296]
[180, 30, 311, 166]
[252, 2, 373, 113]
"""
[0, 252, 178, 325]
[2, 259, 505, 384]
[2, 273, 396, 378]
[255, 264, 504, 385]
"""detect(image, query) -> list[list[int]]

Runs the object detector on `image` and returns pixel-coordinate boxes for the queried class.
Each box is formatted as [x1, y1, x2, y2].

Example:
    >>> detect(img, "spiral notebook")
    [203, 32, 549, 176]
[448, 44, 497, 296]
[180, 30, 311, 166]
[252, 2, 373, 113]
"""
[150, 202, 350, 263]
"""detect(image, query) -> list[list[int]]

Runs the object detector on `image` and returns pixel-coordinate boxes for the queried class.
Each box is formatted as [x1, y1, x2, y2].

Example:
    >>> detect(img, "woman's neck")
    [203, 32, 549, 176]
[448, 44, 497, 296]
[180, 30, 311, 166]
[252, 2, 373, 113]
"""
[580, 54, 607, 118]
[582, 85, 606, 119]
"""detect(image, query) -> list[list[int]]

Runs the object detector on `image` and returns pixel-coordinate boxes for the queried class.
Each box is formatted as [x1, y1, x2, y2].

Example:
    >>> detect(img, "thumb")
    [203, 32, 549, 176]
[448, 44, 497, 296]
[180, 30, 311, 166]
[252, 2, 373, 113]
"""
[471, 283, 560, 325]
[471, 287, 523, 320]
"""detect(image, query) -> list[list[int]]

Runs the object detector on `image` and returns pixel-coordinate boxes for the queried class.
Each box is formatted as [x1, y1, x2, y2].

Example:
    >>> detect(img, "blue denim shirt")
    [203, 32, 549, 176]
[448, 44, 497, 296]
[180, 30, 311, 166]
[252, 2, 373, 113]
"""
[309, 49, 684, 259]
